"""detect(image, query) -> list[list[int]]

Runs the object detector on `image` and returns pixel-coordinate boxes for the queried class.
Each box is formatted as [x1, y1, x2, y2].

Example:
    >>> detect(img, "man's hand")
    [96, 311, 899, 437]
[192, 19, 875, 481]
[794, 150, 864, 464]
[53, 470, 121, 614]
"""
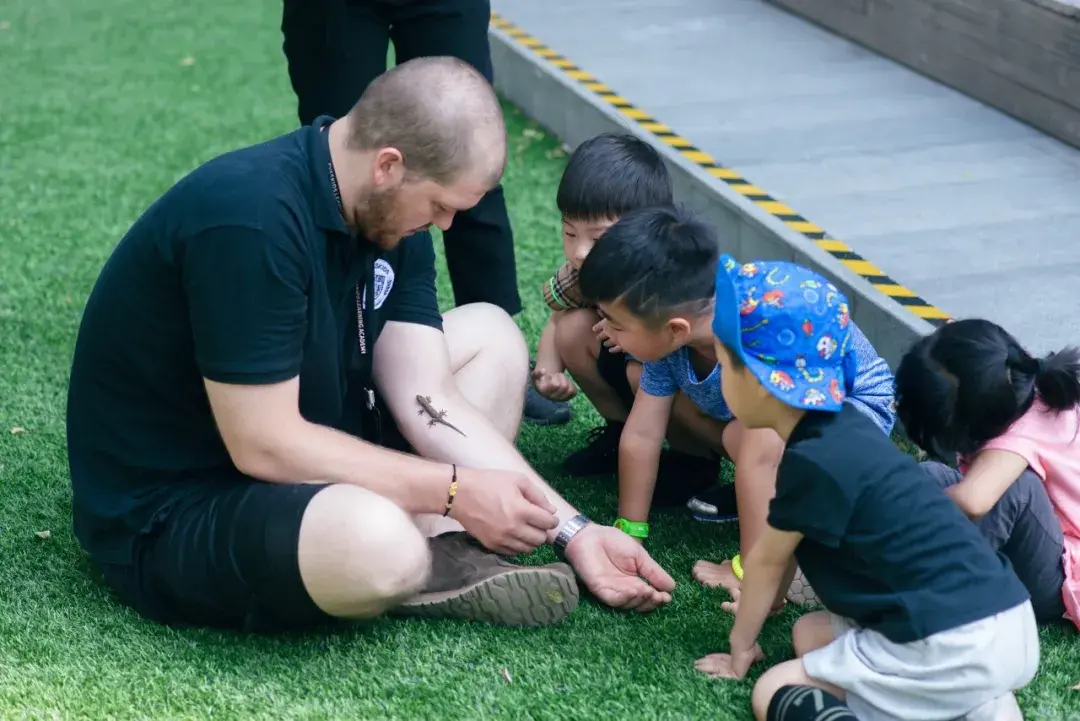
[450, 468, 559, 555]
[564, 524, 675, 612]
[531, 366, 579, 402]
[693, 643, 765, 680]
[592, 319, 623, 354]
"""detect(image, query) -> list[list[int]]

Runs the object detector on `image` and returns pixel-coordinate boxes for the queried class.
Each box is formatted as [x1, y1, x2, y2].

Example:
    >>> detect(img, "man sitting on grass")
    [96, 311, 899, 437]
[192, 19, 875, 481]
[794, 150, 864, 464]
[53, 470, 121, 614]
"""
[65, 56, 674, 633]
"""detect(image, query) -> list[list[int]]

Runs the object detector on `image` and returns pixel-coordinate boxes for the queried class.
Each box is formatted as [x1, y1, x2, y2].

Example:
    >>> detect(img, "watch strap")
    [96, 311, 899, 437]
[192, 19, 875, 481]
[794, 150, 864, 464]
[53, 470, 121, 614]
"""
[553, 513, 591, 557]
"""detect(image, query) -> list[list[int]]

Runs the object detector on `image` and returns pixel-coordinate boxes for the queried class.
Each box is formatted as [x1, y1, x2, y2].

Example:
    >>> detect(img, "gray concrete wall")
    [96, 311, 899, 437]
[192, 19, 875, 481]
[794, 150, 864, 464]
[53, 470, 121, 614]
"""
[765, 0, 1080, 150]
[489, 26, 937, 371]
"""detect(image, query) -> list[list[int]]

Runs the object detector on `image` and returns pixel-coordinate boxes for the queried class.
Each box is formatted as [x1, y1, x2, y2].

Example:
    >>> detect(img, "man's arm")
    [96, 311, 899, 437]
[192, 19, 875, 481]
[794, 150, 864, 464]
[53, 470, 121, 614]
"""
[204, 377, 455, 516]
[371, 319, 578, 540]
[181, 224, 461, 515]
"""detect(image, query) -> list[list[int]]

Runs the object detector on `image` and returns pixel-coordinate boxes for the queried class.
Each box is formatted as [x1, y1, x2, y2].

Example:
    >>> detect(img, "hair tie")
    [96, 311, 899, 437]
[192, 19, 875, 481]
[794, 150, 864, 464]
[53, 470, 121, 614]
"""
[1035, 358, 1047, 375]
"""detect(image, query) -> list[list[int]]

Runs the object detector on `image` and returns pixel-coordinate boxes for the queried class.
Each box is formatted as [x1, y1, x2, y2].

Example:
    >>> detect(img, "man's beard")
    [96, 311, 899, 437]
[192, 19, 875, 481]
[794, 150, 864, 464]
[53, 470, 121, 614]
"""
[354, 185, 405, 250]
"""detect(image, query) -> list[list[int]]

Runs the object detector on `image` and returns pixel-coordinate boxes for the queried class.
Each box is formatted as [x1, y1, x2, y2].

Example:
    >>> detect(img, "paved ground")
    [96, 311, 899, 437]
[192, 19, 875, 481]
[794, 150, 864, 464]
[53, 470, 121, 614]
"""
[492, 0, 1080, 355]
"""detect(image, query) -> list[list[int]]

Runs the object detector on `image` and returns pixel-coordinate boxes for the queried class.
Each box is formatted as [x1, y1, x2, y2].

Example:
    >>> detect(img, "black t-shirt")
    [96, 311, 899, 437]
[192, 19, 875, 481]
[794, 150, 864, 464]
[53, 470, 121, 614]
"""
[768, 403, 1030, 644]
[66, 115, 442, 565]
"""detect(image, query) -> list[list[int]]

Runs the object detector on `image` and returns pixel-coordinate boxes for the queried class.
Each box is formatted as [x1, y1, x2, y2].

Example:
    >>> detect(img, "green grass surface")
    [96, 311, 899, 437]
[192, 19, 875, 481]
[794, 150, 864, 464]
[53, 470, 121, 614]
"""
[1, 1, 1078, 718]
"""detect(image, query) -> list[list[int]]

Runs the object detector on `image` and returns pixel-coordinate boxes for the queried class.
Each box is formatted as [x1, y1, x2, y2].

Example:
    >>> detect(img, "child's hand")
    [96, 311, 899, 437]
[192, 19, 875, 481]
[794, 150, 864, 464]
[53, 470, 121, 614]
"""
[694, 643, 765, 680]
[693, 559, 786, 616]
[592, 319, 623, 353]
[531, 366, 578, 402]
[693, 559, 741, 591]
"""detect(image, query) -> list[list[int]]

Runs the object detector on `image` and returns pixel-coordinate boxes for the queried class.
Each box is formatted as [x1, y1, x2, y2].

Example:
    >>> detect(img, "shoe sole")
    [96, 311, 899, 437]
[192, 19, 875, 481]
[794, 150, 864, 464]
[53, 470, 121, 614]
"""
[392, 566, 580, 627]
[523, 412, 573, 426]
[691, 512, 739, 523]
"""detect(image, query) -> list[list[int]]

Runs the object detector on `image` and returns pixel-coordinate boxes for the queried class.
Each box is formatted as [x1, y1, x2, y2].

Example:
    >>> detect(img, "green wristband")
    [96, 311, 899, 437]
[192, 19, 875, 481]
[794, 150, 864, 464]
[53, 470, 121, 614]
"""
[614, 518, 650, 539]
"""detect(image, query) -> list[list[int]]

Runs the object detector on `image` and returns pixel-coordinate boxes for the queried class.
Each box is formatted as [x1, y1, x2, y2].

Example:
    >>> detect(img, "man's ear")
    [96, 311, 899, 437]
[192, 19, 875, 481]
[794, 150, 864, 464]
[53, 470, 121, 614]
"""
[371, 147, 405, 188]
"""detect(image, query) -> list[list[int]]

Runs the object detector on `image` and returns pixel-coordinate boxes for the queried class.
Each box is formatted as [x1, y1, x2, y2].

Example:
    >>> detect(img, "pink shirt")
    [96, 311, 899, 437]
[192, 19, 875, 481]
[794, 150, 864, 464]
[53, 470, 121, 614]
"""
[982, 400, 1080, 628]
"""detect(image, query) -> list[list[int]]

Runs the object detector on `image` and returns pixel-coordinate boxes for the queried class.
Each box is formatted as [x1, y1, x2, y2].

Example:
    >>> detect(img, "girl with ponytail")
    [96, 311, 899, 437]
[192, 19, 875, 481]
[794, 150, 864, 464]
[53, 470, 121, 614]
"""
[895, 318, 1080, 629]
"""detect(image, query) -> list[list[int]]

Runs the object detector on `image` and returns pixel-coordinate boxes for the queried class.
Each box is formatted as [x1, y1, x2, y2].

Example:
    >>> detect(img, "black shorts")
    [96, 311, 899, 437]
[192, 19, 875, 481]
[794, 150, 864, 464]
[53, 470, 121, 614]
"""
[97, 404, 415, 633]
[97, 477, 337, 633]
[595, 347, 635, 408]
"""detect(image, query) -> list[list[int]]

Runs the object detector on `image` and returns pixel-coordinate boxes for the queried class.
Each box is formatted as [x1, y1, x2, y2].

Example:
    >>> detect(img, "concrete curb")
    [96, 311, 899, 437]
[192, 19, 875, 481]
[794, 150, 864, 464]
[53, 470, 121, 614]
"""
[489, 22, 937, 370]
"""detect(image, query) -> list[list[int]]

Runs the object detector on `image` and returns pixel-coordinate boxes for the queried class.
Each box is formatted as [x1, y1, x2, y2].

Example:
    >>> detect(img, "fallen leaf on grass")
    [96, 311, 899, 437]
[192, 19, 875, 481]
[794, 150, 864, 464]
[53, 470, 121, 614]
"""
[1071, 680, 1080, 691]
[35, 530, 51, 539]
[500, 668, 513, 683]
[522, 127, 543, 139]
[10, 427, 26, 435]
[179, 56, 195, 66]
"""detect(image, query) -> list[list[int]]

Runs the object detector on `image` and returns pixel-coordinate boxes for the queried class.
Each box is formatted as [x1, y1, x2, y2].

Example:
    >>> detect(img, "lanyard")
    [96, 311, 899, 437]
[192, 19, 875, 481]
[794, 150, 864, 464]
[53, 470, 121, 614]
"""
[329, 158, 378, 413]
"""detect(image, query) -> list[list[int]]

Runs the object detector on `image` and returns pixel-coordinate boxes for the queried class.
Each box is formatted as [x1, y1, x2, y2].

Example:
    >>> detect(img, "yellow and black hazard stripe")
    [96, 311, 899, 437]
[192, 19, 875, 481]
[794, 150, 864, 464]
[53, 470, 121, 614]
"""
[490, 12, 951, 327]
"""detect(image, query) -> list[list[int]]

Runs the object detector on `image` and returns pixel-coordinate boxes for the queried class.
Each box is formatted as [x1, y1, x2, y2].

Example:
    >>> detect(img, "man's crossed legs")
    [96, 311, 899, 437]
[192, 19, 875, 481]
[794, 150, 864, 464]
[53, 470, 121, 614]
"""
[98, 303, 578, 632]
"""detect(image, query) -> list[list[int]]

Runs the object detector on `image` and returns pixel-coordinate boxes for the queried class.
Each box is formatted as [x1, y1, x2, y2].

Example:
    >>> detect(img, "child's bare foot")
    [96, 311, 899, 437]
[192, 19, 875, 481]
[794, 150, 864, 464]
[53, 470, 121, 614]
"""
[693, 559, 740, 590]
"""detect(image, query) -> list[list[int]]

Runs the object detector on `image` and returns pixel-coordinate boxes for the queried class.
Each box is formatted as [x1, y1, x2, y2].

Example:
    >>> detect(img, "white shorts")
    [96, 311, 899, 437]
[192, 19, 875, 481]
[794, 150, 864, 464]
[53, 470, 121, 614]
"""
[801, 600, 1039, 721]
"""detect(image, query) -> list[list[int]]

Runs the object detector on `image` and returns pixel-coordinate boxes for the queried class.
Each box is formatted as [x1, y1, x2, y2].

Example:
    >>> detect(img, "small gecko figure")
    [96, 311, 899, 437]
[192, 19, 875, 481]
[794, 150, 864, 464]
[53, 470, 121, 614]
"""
[415, 394, 467, 437]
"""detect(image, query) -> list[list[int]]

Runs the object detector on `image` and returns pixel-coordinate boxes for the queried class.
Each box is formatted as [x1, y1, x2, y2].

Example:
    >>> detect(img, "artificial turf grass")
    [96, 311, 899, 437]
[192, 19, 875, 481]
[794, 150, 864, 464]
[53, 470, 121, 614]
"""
[0, 0, 1078, 718]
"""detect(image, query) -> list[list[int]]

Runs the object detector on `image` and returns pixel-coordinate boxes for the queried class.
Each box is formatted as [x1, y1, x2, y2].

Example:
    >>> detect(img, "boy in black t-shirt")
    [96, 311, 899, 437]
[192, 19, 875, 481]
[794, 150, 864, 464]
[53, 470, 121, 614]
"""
[694, 256, 1039, 721]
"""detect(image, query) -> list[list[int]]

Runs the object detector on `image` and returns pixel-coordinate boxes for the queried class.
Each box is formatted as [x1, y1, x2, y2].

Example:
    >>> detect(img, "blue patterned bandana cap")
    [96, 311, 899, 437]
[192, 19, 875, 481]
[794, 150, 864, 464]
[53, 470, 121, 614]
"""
[712, 255, 856, 412]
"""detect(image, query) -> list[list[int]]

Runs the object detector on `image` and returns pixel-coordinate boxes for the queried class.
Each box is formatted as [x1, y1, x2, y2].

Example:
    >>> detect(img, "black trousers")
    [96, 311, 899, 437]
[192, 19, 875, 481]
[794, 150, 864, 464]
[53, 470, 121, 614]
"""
[281, 0, 522, 316]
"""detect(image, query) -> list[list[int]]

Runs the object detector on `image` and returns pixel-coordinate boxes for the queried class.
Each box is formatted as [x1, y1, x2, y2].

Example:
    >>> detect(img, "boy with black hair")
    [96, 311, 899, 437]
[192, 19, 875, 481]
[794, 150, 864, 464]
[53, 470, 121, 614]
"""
[696, 255, 1037, 721]
[531, 134, 718, 502]
[577, 205, 895, 605]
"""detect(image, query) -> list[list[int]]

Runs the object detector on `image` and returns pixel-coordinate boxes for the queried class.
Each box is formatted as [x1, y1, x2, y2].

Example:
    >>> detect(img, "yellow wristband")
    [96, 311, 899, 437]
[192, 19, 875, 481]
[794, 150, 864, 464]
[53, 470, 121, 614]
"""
[731, 554, 744, 581]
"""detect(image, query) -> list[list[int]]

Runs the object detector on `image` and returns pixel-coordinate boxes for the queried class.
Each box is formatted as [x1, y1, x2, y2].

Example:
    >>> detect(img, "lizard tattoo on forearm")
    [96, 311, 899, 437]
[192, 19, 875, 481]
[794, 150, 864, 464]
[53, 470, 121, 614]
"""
[415, 395, 467, 437]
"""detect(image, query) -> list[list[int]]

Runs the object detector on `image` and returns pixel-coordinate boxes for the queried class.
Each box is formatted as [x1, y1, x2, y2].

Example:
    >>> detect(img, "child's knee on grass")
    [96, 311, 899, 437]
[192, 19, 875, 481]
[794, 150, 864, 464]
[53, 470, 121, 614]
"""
[752, 660, 845, 721]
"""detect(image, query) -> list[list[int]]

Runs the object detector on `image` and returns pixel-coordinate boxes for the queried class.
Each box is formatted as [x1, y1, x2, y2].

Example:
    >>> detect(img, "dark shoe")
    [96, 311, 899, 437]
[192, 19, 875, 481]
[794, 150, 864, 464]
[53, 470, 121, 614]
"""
[687, 481, 738, 522]
[562, 422, 623, 477]
[391, 532, 579, 627]
[652, 451, 721, 507]
[524, 382, 572, 426]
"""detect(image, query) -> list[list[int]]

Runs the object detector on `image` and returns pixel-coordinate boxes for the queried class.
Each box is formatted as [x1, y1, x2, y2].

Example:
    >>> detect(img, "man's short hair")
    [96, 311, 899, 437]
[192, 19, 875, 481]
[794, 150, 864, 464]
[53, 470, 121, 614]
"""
[345, 56, 506, 187]
[556, 133, 673, 222]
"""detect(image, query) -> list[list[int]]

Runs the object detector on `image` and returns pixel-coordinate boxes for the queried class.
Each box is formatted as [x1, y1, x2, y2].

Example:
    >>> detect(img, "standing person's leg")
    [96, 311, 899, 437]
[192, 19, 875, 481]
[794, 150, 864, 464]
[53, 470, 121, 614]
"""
[280, 0, 390, 125]
[921, 460, 1067, 624]
[388, 0, 570, 426]
[388, 0, 521, 317]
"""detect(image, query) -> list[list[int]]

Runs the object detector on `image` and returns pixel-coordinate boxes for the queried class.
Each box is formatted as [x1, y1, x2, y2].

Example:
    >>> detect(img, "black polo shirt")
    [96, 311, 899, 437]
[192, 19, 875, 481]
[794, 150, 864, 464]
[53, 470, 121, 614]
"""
[768, 404, 1030, 644]
[66, 115, 443, 565]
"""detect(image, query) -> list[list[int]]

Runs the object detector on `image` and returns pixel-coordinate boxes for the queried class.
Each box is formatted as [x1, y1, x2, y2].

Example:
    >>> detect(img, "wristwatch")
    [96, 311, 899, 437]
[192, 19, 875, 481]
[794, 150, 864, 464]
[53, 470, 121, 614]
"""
[553, 514, 592, 558]
[614, 517, 649, 539]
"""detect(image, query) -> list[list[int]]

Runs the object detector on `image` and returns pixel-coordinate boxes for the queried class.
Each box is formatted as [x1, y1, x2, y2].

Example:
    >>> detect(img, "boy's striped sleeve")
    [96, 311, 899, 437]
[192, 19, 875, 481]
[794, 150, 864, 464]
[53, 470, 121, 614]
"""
[542, 260, 588, 311]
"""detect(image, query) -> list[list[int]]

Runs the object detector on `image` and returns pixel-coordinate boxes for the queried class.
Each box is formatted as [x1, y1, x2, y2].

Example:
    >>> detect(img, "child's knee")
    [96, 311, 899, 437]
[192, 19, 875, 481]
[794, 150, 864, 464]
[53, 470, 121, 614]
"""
[553, 308, 600, 367]
[792, 610, 836, 657]
[751, 661, 807, 720]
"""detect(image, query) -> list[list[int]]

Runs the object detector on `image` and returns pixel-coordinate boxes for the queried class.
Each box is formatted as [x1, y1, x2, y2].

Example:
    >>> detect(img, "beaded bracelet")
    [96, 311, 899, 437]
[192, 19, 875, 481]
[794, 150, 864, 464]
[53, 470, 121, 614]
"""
[443, 464, 458, 517]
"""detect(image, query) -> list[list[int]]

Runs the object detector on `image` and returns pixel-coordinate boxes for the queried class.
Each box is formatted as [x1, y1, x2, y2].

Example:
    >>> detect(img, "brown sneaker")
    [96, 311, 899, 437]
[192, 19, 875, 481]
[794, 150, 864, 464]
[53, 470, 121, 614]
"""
[390, 532, 579, 627]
